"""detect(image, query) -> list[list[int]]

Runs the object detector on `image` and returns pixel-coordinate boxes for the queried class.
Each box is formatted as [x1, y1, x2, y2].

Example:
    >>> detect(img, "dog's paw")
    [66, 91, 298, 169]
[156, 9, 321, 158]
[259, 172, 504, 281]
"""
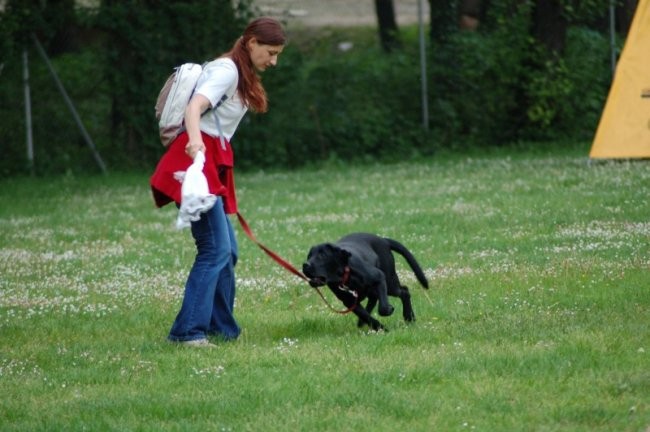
[378, 304, 395, 317]
[404, 311, 416, 322]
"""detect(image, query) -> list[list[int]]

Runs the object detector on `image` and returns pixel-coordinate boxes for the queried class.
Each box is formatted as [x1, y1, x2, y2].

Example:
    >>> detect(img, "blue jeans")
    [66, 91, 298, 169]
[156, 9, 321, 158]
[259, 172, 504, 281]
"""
[168, 198, 241, 342]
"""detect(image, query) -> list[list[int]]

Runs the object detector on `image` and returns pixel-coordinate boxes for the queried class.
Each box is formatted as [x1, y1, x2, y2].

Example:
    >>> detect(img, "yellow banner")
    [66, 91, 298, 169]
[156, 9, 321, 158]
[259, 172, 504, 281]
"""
[590, 0, 650, 159]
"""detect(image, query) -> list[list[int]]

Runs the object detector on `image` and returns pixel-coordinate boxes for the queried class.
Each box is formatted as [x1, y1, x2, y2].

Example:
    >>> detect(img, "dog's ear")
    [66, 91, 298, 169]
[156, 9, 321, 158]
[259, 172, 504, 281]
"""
[336, 248, 351, 264]
[307, 243, 337, 259]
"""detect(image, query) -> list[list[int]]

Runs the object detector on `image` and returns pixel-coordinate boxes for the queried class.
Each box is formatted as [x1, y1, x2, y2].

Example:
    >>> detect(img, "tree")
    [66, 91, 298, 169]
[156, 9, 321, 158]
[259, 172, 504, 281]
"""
[96, 0, 246, 167]
[531, 0, 567, 55]
[375, 0, 401, 52]
[459, 0, 483, 30]
[40, 0, 78, 55]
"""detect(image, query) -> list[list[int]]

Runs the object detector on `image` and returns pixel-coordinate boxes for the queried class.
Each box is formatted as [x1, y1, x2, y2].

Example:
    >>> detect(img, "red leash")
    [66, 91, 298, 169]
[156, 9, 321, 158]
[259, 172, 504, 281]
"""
[236, 212, 308, 282]
[236, 212, 357, 314]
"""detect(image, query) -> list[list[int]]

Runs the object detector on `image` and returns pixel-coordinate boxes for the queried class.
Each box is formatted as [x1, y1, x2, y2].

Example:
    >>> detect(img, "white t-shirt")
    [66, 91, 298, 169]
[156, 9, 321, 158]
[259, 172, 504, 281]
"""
[195, 58, 247, 140]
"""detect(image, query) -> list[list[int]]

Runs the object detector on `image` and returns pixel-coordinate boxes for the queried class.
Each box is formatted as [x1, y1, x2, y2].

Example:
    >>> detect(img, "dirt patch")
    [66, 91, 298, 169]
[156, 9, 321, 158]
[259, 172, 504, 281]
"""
[253, 0, 430, 28]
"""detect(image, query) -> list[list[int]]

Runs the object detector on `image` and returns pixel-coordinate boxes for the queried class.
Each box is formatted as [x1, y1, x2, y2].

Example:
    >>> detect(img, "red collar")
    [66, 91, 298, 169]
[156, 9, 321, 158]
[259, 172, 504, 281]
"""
[340, 266, 351, 287]
[337, 266, 357, 299]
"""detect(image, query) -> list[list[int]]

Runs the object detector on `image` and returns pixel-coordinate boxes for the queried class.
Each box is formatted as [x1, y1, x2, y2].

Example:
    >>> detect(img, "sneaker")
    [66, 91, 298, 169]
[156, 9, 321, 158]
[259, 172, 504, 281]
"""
[174, 338, 216, 348]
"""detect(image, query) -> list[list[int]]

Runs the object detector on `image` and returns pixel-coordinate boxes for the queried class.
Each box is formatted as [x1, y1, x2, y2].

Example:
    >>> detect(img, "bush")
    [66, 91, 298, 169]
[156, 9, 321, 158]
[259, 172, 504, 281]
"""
[236, 30, 433, 170]
[0, 0, 251, 176]
[94, 0, 252, 169]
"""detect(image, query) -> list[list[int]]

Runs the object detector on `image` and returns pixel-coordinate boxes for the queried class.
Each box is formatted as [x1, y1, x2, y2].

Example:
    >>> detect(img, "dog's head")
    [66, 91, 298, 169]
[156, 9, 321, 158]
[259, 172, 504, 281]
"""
[302, 243, 351, 288]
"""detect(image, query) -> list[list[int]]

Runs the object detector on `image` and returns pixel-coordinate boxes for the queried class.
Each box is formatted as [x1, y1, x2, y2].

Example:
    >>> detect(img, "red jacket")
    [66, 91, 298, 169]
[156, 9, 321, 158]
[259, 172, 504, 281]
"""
[150, 131, 237, 214]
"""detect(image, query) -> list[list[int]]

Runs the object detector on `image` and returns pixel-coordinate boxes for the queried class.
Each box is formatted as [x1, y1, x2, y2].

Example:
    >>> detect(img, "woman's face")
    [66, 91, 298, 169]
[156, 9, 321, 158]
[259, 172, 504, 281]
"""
[247, 38, 284, 72]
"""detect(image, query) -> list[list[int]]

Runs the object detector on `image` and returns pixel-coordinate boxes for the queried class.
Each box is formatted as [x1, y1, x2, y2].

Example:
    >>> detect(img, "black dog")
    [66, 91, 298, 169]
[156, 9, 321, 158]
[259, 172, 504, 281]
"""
[302, 233, 429, 330]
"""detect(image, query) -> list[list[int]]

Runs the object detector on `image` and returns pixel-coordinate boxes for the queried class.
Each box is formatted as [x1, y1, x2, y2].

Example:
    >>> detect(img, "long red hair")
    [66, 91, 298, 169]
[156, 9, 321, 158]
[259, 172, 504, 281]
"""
[223, 17, 286, 113]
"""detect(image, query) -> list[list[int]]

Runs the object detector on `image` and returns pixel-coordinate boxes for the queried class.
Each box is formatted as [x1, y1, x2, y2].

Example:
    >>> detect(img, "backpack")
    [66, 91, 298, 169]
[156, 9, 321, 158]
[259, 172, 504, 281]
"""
[156, 60, 235, 148]
[155, 63, 204, 147]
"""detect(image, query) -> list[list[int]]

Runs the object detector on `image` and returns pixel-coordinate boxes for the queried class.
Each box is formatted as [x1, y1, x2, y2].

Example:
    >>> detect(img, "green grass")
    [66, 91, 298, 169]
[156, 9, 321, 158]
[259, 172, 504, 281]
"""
[1, 145, 648, 431]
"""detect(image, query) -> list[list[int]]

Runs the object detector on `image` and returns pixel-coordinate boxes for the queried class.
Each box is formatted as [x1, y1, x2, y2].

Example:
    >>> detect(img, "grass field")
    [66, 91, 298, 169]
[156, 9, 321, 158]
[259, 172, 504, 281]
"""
[1, 146, 648, 431]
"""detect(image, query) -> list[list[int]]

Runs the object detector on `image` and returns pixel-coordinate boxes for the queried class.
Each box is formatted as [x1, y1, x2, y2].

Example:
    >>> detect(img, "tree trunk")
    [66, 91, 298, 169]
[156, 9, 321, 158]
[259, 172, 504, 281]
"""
[375, 0, 400, 52]
[459, 0, 483, 30]
[41, 0, 78, 55]
[531, 0, 567, 55]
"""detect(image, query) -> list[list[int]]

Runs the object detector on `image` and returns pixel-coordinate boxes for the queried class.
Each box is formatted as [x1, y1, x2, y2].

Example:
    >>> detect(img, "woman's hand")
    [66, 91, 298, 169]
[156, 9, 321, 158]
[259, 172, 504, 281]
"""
[185, 139, 206, 159]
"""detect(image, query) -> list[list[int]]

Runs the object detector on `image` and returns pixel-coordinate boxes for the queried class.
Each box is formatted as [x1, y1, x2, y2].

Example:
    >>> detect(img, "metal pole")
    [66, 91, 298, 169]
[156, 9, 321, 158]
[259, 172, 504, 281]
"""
[418, 0, 429, 131]
[23, 50, 35, 175]
[31, 34, 107, 174]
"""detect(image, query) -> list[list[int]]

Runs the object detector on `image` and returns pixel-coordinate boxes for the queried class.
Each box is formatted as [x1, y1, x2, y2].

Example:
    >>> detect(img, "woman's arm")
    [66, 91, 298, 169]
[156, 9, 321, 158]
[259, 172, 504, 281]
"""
[184, 93, 212, 159]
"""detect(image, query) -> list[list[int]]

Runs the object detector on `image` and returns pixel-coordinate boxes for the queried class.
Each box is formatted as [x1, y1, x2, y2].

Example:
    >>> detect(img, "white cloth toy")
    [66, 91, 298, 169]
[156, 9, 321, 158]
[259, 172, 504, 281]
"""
[175, 151, 217, 229]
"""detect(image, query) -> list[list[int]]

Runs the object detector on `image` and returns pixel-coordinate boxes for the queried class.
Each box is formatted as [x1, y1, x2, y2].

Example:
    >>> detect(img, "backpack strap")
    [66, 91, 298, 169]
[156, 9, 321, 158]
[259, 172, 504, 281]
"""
[211, 94, 227, 150]
[200, 59, 236, 151]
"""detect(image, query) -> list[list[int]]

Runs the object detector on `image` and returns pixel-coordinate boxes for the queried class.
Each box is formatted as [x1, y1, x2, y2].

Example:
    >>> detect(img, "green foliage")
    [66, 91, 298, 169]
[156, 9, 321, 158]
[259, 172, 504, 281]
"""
[94, 0, 251, 168]
[526, 57, 573, 129]
[0, 0, 44, 49]
[561, 0, 612, 24]
[429, 0, 532, 146]
[236, 29, 431, 169]
[429, 0, 611, 146]
[0, 1, 616, 176]
[0, 46, 109, 176]
[1, 148, 649, 430]
[556, 27, 612, 138]
[522, 27, 611, 141]
[0, 0, 252, 177]
[0, 4, 19, 61]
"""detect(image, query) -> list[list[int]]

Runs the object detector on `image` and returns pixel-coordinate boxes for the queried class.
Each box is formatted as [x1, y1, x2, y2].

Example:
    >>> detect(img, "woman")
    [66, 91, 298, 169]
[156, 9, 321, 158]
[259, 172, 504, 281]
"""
[150, 17, 286, 347]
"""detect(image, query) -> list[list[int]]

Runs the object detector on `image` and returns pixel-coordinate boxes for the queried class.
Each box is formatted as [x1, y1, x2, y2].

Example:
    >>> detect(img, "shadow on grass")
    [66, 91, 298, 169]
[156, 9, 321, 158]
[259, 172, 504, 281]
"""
[251, 314, 377, 341]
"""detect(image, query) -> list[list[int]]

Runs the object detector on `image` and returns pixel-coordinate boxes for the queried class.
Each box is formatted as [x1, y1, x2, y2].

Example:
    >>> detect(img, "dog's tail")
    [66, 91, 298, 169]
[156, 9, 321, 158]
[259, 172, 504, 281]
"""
[386, 238, 429, 289]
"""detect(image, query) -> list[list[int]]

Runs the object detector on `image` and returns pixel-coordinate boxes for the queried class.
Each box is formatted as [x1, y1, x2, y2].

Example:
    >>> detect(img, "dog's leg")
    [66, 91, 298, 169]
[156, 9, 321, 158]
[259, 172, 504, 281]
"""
[331, 288, 385, 331]
[365, 296, 377, 314]
[375, 278, 395, 317]
[399, 286, 415, 322]
[352, 306, 385, 331]
[358, 297, 378, 327]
